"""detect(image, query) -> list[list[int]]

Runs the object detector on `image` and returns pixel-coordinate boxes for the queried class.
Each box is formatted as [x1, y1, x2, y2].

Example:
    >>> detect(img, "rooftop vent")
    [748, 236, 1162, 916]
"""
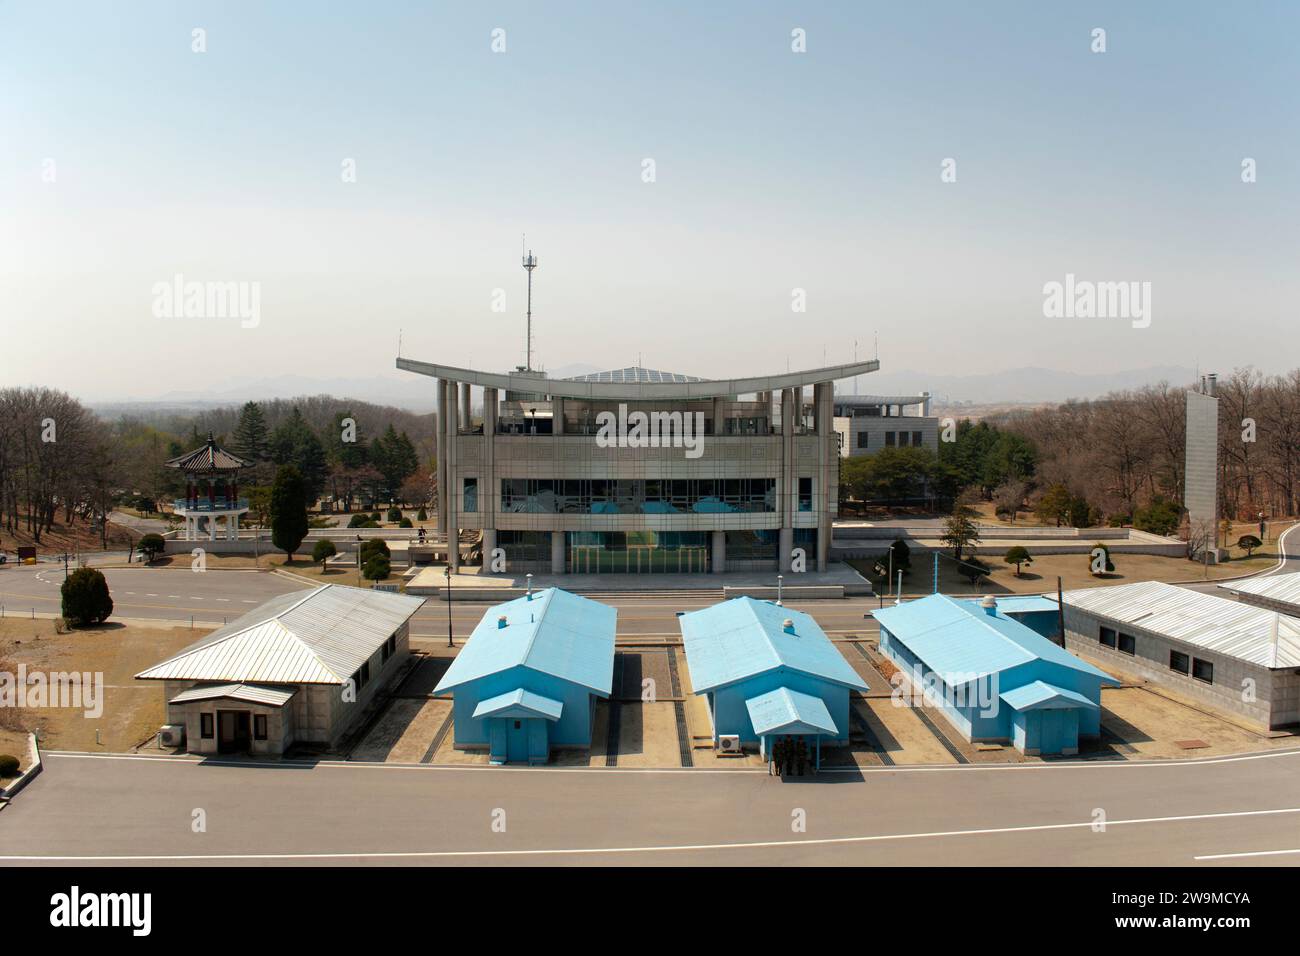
[497, 615, 508, 629]
[981, 595, 998, 616]
[782, 618, 796, 634]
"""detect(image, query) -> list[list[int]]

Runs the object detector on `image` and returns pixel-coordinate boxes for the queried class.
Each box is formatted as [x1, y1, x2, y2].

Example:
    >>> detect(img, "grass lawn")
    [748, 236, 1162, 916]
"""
[0, 618, 209, 756]
[852, 549, 1279, 598]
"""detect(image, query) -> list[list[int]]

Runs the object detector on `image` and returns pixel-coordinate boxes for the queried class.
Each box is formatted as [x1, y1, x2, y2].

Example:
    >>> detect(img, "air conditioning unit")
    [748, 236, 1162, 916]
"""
[157, 724, 186, 748]
[718, 734, 743, 753]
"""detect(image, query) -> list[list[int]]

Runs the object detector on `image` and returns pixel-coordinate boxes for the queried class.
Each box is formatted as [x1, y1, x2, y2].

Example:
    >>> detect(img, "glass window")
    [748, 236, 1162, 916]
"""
[253, 715, 268, 740]
[463, 478, 478, 513]
[200, 713, 214, 739]
[1118, 633, 1136, 655]
[798, 477, 813, 512]
[1099, 626, 1116, 648]
[857, 431, 869, 449]
[1192, 658, 1214, 684]
[1169, 650, 1190, 674]
[912, 431, 923, 447]
[885, 432, 896, 447]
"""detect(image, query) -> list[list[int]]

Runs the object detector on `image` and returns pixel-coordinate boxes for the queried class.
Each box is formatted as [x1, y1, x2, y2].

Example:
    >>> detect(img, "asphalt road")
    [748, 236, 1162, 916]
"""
[0, 563, 883, 639]
[0, 565, 312, 625]
[2, 748, 1299, 866]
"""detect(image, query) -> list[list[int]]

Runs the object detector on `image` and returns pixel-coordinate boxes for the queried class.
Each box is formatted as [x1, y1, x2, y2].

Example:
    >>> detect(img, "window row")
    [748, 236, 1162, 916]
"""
[1099, 626, 1214, 684]
[496, 478, 780, 515]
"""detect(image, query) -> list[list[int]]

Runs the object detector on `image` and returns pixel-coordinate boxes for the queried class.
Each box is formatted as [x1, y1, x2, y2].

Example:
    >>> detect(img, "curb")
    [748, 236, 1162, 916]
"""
[0, 733, 43, 801]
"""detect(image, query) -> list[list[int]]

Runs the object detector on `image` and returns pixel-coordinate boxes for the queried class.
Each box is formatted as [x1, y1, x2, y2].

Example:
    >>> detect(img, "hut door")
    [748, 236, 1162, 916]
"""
[506, 719, 530, 762]
[217, 710, 251, 753]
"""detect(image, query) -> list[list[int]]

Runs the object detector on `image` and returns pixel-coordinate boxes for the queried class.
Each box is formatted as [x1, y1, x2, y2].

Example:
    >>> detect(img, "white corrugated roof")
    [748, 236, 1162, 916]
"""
[137, 584, 425, 684]
[1218, 572, 1300, 608]
[169, 682, 298, 707]
[1060, 581, 1300, 669]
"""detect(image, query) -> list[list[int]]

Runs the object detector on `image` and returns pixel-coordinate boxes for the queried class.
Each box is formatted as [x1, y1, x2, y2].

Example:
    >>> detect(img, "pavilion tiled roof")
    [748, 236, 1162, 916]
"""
[164, 432, 250, 473]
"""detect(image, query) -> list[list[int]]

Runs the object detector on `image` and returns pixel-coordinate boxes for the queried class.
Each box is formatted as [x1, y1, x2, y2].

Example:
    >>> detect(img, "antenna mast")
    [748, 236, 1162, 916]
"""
[522, 239, 538, 371]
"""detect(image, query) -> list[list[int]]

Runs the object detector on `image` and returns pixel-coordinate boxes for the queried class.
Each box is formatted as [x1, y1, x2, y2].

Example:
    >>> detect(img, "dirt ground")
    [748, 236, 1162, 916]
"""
[1095, 686, 1281, 759]
[1, 520, 137, 560]
[350, 697, 451, 763]
[0, 617, 204, 756]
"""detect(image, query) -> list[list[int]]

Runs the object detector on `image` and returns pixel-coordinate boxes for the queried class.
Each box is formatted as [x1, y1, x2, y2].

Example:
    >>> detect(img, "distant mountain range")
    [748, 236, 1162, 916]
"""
[848, 365, 1199, 406]
[87, 364, 1199, 416]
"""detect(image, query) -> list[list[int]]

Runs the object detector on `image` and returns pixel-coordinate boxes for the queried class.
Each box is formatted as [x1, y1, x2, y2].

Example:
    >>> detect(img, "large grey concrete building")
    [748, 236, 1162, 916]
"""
[832, 393, 938, 458]
[396, 359, 879, 575]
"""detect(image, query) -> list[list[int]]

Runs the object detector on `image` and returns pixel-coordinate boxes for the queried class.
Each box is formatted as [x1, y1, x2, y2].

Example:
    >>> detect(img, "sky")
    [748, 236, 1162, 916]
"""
[2, 1, 1297, 403]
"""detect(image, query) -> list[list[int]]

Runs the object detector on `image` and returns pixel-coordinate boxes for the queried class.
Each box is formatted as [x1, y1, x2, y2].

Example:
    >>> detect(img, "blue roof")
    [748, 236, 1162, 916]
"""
[977, 595, 1059, 615]
[679, 597, 868, 694]
[874, 594, 1117, 685]
[472, 688, 564, 721]
[434, 588, 617, 696]
[1000, 680, 1100, 712]
[745, 686, 839, 736]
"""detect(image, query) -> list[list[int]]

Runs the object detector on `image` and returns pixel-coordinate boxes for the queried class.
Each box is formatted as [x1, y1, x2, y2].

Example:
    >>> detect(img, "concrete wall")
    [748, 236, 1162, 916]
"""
[157, 621, 411, 754]
[1184, 389, 1219, 537]
[833, 416, 939, 458]
[1061, 605, 1295, 729]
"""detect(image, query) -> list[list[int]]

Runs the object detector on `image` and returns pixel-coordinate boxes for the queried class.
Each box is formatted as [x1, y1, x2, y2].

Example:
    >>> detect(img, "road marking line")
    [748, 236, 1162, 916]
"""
[1193, 847, 1300, 860]
[40, 745, 1300, 775]
[4, 806, 1299, 862]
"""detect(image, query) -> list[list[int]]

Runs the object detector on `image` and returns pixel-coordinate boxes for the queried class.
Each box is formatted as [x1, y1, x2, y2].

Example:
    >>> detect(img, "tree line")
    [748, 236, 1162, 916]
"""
[841, 367, 1300, 533]
[0, 387, 435, 549]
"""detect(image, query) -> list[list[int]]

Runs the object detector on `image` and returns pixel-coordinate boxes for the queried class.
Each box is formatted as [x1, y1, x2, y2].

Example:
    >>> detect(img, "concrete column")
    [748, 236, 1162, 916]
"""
[436, 379, 448, 532]
[482, 387, 497, 568]
[550, 530, 565, 575]
[779, 387, 796, 573]
[446, 382, 460, 572]
[815, 381, 832, 571]
[712, 530, 726, 574]
[459, 382, 471, 430]
[552, 396, 564, 435]
[779, 527, 794, 573]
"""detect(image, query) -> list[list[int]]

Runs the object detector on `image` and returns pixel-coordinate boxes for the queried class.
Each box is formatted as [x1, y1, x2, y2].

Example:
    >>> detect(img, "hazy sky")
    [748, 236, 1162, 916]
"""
[3, 1, 1297, 402]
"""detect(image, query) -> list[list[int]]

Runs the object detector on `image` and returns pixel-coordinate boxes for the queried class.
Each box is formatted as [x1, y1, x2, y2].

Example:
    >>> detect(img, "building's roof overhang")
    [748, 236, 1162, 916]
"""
[396, 358, 881, 400]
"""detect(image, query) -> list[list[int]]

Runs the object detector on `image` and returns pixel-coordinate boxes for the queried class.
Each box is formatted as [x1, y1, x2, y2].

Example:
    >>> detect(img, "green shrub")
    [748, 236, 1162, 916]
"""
[61, 567, 113, 626]
[370, 511, 381, 521]
[363, 555, 391, 581]
[347, 513, 371, 528]
[386, 507, 402, 522]
[1089, 543, 1115, 575]
[0, 754, 19, 778]
[137, 533, 166, 563]
[360, 539, 391, 565]
[1003, 546, 1033, 576]
[417, 507, 427, 521]
[398, 517, 413, 528]
[1133, 496, 1182, 537]
[1237, 534, 1262, 556]
[958, 557, 990, 585]
[312, 539, 338, 569]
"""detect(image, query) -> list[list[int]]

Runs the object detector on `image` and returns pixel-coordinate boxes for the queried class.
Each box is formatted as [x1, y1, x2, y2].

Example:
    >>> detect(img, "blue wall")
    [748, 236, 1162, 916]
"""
[709, 668, 852, 746]
[448, 664, 600, 751]
[879, 625, 1103, 750]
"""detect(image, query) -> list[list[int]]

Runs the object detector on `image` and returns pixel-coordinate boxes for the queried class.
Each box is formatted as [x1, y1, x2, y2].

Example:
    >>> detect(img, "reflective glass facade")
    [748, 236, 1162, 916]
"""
[501, 478, 776, 515]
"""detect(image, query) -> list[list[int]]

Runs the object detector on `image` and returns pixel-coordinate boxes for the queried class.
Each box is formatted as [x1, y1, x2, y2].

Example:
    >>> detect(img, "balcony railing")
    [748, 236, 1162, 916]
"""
[174, 497, 249, 513]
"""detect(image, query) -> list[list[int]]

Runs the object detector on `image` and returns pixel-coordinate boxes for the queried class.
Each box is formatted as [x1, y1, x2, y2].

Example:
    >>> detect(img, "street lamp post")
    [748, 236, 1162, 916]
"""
[444, 564, 453, 648]
[776, 573, 783, 606]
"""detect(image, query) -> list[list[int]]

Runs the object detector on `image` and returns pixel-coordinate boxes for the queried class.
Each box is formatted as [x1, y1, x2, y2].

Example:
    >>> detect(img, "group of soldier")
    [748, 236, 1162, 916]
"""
[769, 735, 814, 776]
